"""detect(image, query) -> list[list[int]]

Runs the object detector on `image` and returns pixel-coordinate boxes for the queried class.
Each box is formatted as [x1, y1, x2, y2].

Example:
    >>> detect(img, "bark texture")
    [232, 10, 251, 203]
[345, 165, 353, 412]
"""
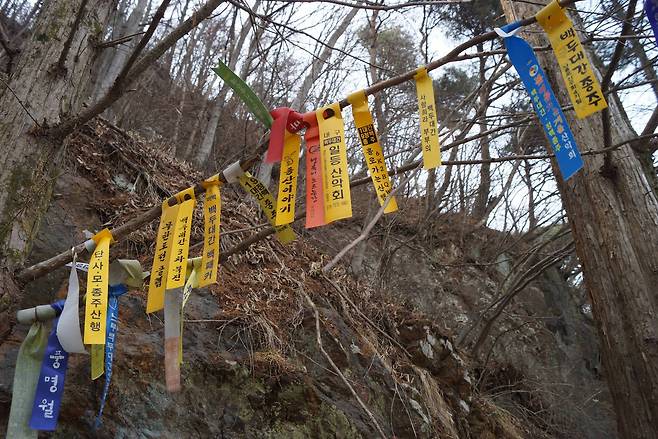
[500, 2, 658, 438]
[0, 0, 112, 342]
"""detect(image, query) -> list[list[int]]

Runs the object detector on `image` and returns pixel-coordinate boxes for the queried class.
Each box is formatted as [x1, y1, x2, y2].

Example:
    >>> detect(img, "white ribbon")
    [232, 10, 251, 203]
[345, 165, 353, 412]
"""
[222, 160, 245, 183]
[57, 251, 87, 354]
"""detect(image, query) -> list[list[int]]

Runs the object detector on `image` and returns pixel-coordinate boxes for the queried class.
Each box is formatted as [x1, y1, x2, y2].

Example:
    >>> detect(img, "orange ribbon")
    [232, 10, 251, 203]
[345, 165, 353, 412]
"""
[302, 111, 325, 228]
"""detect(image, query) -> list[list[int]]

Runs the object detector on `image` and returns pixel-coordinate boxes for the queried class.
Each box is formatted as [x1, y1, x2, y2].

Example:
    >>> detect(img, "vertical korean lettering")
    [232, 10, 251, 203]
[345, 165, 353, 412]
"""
[166, 187, 196, 290]
[414, 67, 442, 170]
[536, 0, 607, 118]
[200, 177, 221, 287]
[238, 172, 296, 243]
[316, 103, 352, 223]
[84, 229, 112, 345]
[147, 200, 180, 313]
[275, 132, 301, 225]
[347, 90, 398, 213]
[303, 111, 326, 228]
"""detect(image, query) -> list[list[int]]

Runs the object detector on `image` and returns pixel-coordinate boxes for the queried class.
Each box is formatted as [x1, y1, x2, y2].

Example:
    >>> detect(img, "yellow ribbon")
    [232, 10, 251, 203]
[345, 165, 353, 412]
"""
[536, 0, 607, 118]
[316, 103, 352, 223]
[275, 132, 301, 226]
[414, 67, 442, 170]
[238, 172, 296, 244]
[146, 200, 180, 313]
[84, 229, 112, 345]
[166, 187, 196, 290]
[347, 90, 398, 213]
[200, 176, 221, 288]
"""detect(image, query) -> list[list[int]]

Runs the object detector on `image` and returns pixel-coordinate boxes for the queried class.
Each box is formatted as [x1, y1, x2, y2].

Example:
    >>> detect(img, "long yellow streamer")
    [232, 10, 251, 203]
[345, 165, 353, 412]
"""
[146, 201, 180, 313]
[275, 132, 301, 226]
[200, 177, 221, 288]
[536, 0, 607, 118]
[347, 90, 398, 214]
[316, 103, 352, 223]
[84, 229, 112, 345]
[414, 67, 442, 170]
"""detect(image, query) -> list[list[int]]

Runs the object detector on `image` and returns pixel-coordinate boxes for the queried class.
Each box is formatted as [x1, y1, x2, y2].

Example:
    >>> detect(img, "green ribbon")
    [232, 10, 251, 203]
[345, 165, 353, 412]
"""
[212, 61, 273, 128]
[6, 322, 49, 438]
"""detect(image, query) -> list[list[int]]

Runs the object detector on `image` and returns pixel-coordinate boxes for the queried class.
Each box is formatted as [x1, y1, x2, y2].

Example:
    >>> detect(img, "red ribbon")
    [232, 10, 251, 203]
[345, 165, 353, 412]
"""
[267, 107, 305, 163]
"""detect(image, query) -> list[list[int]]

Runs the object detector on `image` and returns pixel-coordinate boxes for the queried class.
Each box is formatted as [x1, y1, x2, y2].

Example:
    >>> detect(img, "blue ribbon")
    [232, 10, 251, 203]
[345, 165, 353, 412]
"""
[645, 0, 658, 45]
[500, 23, 584, 180]
[29, 300, 67, 431]
[93, 283, 128, 429]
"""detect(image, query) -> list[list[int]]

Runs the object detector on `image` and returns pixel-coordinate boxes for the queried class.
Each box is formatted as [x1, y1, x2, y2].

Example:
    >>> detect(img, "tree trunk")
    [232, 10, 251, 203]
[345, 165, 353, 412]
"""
[471, 42, 492, 221]
[500, 2, 658, 438]
[0, 0, 112, 343]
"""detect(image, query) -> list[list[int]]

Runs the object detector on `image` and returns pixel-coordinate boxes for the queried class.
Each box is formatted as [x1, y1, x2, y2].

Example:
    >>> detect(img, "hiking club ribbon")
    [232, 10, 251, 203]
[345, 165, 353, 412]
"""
[147, 198, 180, 313]
[267, 107, 305, 164]
[93, 283, 128, 429]
[414, 67, 442, 170]
[645, 0, 658, 45]
[29, 300, 67, 431]
[164, 187, 196, 392]
[316, 103, 352, 223]
[84, 229, 113, 345]
[303, 111, 326, 229]
[211, 61, 273, 127]
[200, 175, 221, 288]
[275, 130, 301, 226]
[496, 24, 583, 180]
[347, 90, 398, 213]
[238, 171, 296, 243]
[535, 0, 607, 118]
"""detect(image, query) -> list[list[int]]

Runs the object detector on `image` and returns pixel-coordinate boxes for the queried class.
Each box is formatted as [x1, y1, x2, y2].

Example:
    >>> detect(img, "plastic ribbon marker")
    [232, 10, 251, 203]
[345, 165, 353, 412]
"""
[147, 199, 180, 313]
[302, 111, 326, 229]
[57, 251, 86, 354]
[164, 187, 196, 392]
[6, 320, 48, 438]
[316, 103, 352, 223]
[212, 61, 273, 127]
[535, 0, 607, 118]
[496, 25, 584, 180]
[179, 258, 201, 365]
[84, 229, 112, 345]
[347, 90, 398, 213]
[267, 108, 305, 163]
[414, 67, 442, 170]
[94, 283, 127, 429]
[200, 176, 221, 287]
[275, 131, 301, 226]
[238, 171, 296, 243]
[30, 301, 67, 431]
[646, 0, 658, 45]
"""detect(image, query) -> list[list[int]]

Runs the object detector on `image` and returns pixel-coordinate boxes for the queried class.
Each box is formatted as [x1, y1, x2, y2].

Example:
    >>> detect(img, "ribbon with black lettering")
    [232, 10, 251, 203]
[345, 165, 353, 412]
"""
[302, 111, 326, 229]
[238, 172, 297, 243]
[316, 103, 352, 223]
[535, 0, 607, 118]
[200, 176, 221, 287]
[414, 68, 442, 170]
[84, 229, 112, 346]
[29, 301, 67, 431]
[164, 187, 196, 392]
[275, 131, 301, 226]
[147, 200, 180, 313]
[496, 25, 583, 180]
[347, 90, 398, 213]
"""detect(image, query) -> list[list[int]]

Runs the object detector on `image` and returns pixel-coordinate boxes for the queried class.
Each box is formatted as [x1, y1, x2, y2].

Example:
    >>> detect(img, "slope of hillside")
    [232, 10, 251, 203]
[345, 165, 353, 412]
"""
[0, 119, 545, 438]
